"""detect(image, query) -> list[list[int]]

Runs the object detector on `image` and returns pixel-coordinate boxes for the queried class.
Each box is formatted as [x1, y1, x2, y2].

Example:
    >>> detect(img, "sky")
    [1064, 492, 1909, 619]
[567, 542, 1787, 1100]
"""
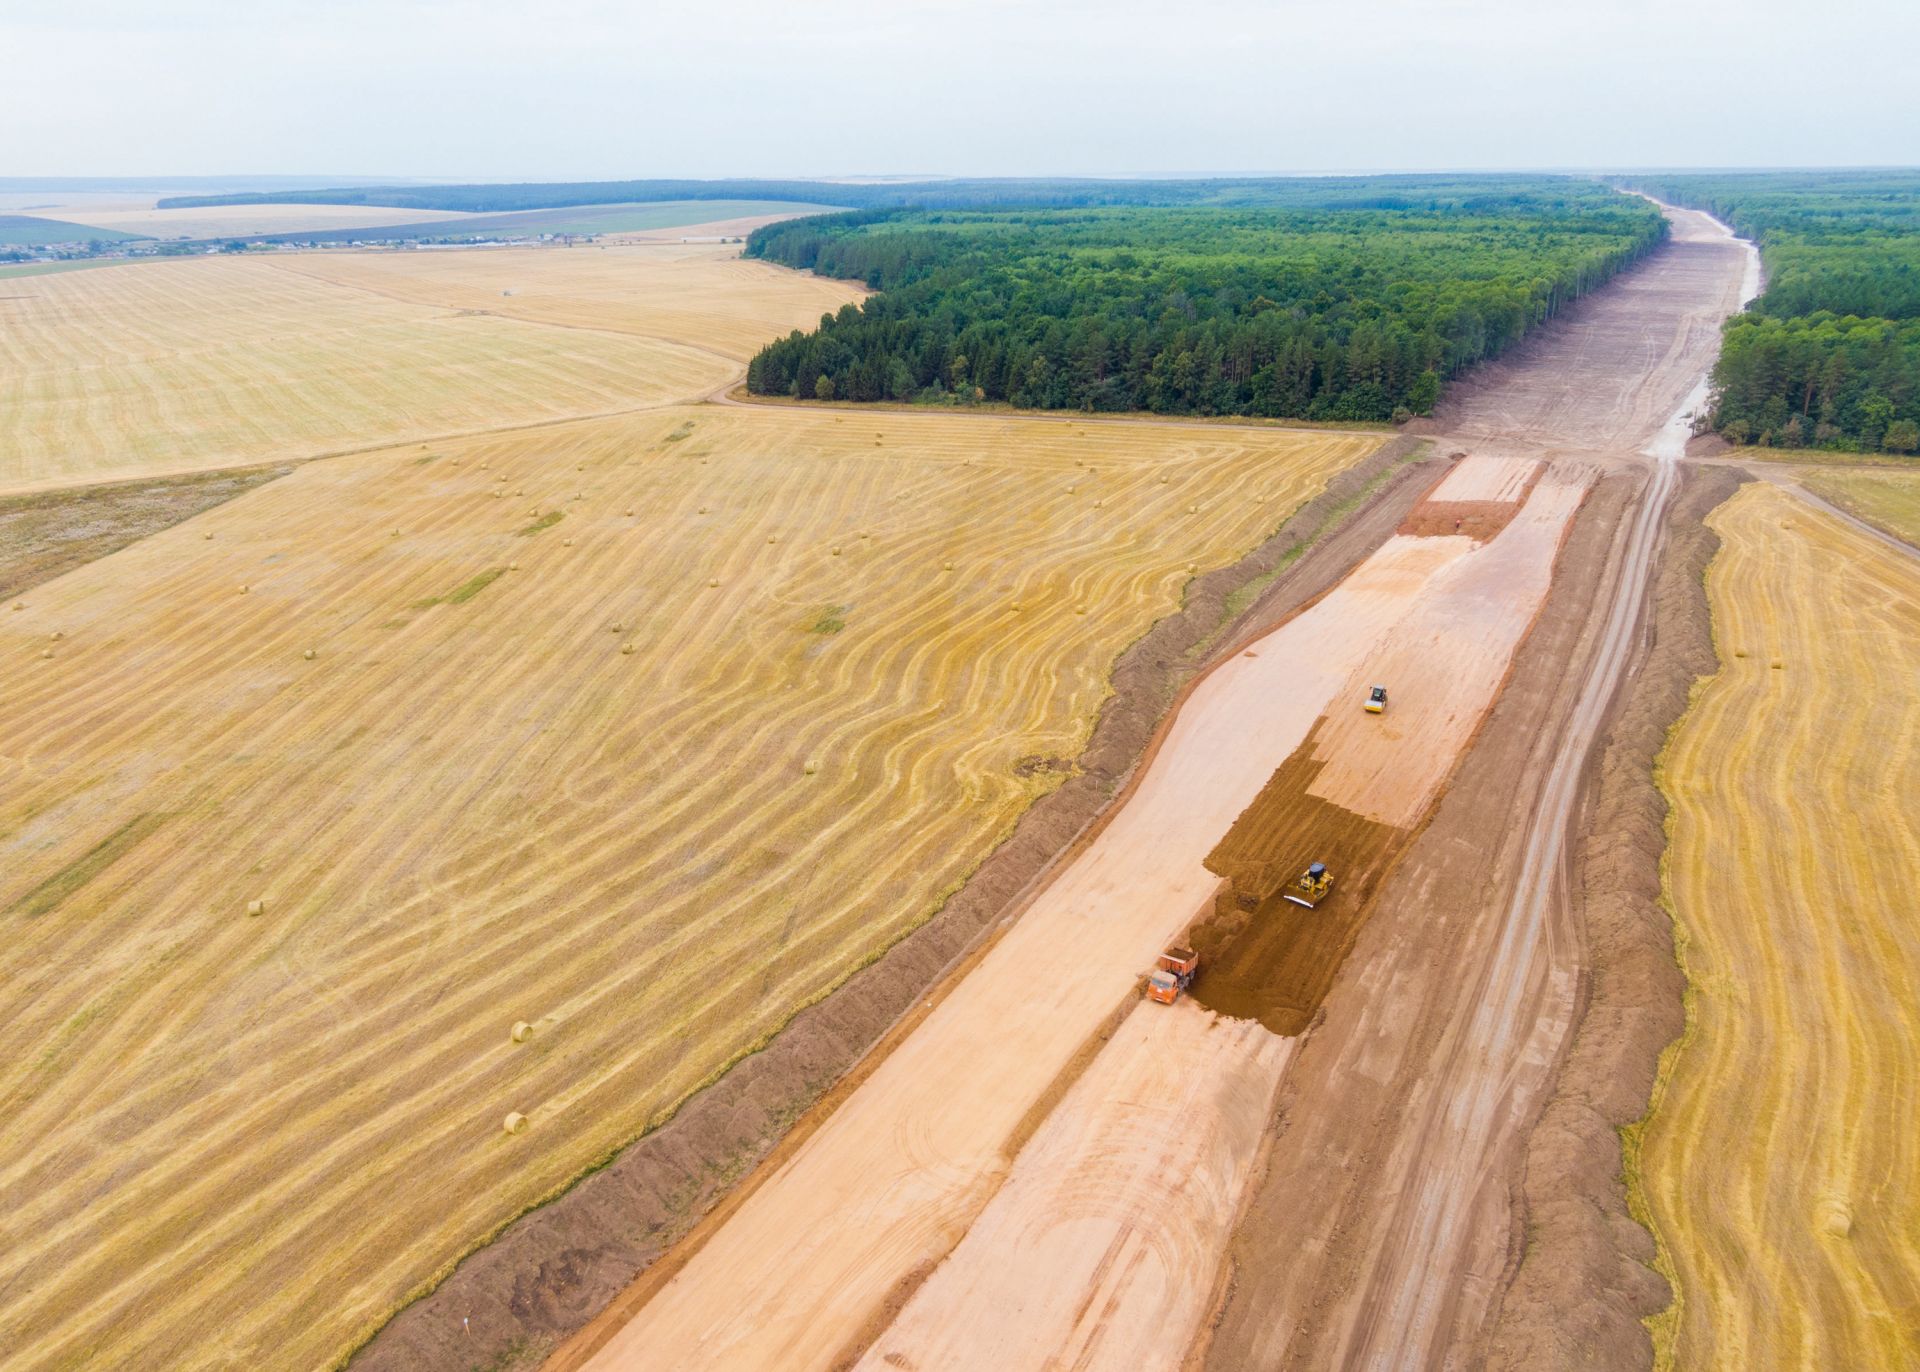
[5, 0, 1917, 181]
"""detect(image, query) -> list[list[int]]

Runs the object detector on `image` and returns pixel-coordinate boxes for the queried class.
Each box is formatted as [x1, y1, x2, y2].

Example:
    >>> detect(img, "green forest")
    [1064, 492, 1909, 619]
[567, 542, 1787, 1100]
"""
[742, 184, 1666, 420]
[1627, 171, 1920, 453]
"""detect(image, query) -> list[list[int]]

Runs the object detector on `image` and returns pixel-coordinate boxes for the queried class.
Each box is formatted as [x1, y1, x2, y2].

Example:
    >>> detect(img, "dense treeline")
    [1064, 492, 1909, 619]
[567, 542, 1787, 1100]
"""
[161, 173, 1647, 217]
[1626, 171, 1920, 451]
[742, 191, 1665, 420]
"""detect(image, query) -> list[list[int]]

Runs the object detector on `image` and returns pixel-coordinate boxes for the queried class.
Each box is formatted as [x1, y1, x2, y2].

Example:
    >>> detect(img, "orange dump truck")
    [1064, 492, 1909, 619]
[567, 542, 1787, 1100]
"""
[1146, 945, 1200, 1004]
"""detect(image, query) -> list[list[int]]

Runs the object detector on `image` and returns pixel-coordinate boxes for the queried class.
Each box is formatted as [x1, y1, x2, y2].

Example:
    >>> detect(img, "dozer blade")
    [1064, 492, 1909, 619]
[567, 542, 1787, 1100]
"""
[1283, 892, 1319, 909]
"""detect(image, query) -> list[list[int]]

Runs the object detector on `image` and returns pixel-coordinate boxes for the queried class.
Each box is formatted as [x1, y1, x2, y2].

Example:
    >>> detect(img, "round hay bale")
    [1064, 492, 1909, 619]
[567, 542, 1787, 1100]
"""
[11, 601, 23, 611]
[515, 489, 524, 496]
[577, 462, 586, 471]
[1066, 485, 1076, 494]
[40, 649, 53, 660]
[1009, 601, 1022, 612]
[700, 457, 708, 465]
[831, 545, 842, 556]
[49, 631, 63, 641]
[239, 585, 250, 595]
[303, 649, 316, 660]
[698, 505, 709, 514]
[1074, 605, 1087, 615]
[709, 577, 721, 587]
[574, 492, 584, 502]
[803, 760, 818, 775]
[1772, 660, 1784, 670]
[622, 642, 635, 655]
[942, 560, 953, 571]
[508, 561, 520, 571]
[1093, 499, 1104, 509]
[510, 1021, 533, 1043]
[860, 531, 871, 539]
[1817, 1197, 1853, 1237]
[563, 537, 574, 547]
[1185, 562, 1198, 574]
[767, 534, 779, 544]
[204, 531, 215, 540]
[247, 899, 264, 916]
[1187, 504, 1198, 514]
[503, 1111, 528, 1135]
[1160, 474, 1170, 483]
[493, 490, 504, 499]
[1255, 495, 1266, 504]
[392, 528, 402, 537]
[625, 508, 635, 517]
[610, 621, 623, 633]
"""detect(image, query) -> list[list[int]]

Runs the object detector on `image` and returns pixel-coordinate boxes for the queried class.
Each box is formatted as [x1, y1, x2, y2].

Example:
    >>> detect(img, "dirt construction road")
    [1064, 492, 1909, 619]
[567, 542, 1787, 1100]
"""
[546, 206, 1757, 1371]
[1202, 205, 1759, 1369]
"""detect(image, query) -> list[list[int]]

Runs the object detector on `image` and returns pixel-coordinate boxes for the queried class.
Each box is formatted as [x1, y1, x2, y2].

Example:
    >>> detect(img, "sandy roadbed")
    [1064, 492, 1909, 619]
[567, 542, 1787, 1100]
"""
[856, 1001, 1291, 1372]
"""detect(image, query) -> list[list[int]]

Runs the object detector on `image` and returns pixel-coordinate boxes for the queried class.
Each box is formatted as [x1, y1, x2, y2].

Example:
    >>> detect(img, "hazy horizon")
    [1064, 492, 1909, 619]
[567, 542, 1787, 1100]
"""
[7, 0, 1917, 183]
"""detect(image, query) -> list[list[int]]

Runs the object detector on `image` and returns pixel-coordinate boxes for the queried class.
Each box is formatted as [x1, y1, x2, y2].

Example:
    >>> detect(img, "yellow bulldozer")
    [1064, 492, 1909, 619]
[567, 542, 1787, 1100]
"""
[1283, 861, 1335, 909]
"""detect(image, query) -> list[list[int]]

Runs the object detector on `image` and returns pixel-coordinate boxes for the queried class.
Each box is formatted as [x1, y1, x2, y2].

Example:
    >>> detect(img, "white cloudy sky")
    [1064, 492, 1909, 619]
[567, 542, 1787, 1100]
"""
[5, 0, 1916, 179]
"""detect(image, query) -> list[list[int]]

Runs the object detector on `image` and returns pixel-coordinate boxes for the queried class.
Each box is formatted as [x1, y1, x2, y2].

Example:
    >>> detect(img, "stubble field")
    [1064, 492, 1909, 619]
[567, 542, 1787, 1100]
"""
[0, 403, 1375, 1370]
[1634, 481, 1920, 1369]
[0, 245, 854, 493]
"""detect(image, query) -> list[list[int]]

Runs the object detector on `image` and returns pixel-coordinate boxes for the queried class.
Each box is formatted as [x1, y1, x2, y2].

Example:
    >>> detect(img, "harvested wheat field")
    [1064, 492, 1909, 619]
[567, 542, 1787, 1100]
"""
[1797, 466, 1920, 548]
[1634, 481, 1920, 1369]
[280, 241, 865, 360]
[0, 404, 1374, 1371]
[0, 246, 857, 492]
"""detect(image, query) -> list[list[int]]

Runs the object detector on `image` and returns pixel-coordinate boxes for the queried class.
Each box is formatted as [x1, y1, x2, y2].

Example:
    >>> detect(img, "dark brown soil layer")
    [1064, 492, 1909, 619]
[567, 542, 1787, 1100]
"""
[0, 465, 291, 603]
[1189, 725, 1405, 1035]
[1400, 498, 1523, 541]
[1482, 464, 1748, 1370]
[349, 435, 1441, 1372]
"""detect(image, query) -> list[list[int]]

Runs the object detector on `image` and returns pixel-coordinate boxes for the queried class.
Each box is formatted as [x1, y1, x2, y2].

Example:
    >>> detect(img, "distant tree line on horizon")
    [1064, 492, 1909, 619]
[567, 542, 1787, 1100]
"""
[740, 188, 1667, 421]
[158, 173, 1643, 217]
[1627, 171, 1920, 454]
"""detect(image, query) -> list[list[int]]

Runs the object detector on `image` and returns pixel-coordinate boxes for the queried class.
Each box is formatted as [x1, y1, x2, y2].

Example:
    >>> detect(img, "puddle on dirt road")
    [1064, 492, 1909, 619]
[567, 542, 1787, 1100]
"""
[1186, 720, 1407, 1035]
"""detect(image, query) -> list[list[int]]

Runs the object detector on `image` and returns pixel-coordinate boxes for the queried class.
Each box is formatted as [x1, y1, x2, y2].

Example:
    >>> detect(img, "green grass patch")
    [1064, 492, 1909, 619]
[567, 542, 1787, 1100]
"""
[14, 811, 169, 917]
[1742, 447, 1920, 469]
[516, 510, 563, 536]
[415, 567, 507, 608]
[0, 257, 130, 280]
[663, 421, 695, 442]
[1798, 467, 1920, 547]
[807, 605, 848, 634]
[0, 215, 137, 246]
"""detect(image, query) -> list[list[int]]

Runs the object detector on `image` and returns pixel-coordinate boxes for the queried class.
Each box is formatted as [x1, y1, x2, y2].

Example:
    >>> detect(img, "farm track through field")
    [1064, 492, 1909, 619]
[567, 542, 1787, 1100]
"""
[1636, 482, 1920, 1370]
[0, 401, 1375, 1370]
